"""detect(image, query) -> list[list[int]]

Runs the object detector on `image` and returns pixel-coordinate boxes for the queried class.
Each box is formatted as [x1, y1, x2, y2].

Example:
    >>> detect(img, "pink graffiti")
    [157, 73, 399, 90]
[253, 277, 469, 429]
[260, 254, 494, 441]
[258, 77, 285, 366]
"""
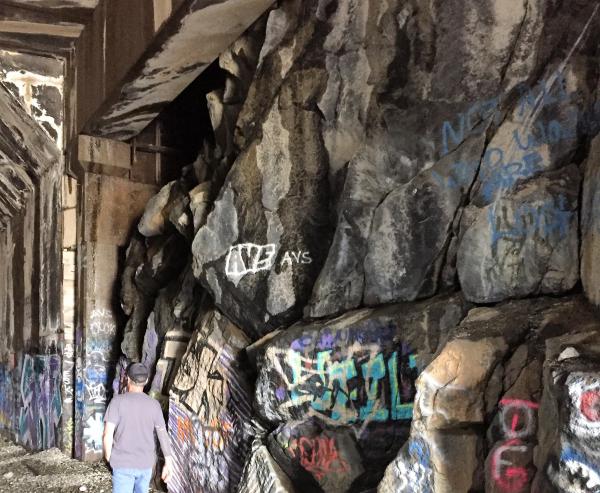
[491, 399, 538, 493]
[580, 390, 600, 422]
[292, 436, 350, 481]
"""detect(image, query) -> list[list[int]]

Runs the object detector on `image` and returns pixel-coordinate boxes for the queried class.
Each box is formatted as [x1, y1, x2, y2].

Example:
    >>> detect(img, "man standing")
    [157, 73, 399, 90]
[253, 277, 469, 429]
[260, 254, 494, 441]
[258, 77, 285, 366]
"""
[103, 363, 173, 493]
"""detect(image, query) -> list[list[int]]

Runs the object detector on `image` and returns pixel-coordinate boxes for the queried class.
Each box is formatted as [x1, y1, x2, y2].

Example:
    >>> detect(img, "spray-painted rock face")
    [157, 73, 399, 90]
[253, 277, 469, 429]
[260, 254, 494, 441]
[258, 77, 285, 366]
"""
[168, 311, 254, 493]
[551, 372, 600, 492]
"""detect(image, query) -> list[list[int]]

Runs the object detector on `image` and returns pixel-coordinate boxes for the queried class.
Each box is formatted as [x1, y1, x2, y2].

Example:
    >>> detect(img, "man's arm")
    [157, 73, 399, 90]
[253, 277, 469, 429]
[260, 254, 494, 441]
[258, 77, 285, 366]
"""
[103, 421, 116, 462]
[154, 404, 174, 483]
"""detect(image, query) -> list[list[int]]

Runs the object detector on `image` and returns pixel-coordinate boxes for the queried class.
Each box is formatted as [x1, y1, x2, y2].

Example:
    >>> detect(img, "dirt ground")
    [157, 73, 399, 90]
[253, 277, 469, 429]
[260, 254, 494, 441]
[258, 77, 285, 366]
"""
[0, 436, 159, 493]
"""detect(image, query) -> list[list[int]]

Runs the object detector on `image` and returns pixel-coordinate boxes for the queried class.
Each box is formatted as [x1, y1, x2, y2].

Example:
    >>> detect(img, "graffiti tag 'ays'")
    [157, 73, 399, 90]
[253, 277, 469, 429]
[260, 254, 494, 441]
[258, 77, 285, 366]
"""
[225, 243, 312, 285]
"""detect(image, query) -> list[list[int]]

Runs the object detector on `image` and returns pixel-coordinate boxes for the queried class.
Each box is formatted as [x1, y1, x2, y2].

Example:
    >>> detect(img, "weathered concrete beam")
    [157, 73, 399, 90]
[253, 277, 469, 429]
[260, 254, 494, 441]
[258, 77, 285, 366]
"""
[83, 0, 274, 141]
[77, 134, 131, 177]
[0, 19, 83, 37]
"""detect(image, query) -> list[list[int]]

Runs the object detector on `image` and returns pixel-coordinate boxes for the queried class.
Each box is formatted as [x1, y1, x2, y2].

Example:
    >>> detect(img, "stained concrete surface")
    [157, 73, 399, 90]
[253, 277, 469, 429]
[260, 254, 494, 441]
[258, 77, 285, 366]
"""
[0, 436, 158, 492]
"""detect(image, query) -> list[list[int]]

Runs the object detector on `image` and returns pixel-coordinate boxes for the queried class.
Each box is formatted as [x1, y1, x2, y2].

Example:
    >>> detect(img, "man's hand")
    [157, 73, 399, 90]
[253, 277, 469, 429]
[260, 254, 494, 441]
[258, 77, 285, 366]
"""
[161, 456, 173, 483]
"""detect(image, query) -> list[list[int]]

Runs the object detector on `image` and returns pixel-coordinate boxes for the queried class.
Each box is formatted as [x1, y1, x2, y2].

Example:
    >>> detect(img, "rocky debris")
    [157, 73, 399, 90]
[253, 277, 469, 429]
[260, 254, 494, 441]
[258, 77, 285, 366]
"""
[0, 437, 125, 493]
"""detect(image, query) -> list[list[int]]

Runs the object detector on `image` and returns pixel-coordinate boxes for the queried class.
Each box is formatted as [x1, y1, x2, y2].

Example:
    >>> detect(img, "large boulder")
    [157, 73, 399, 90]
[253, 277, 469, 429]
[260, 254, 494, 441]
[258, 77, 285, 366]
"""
[252, 294, 468, 490]
[192, 64, 333, 337]
[457, 166, 580, 303]
[268, 420, 364, 493]
[379, 295, 600, 493]
[138, 181, 185, 237]
[581, 134, 600, 306]
[238, 440, 296, 493]
[168, 310, 256, 493]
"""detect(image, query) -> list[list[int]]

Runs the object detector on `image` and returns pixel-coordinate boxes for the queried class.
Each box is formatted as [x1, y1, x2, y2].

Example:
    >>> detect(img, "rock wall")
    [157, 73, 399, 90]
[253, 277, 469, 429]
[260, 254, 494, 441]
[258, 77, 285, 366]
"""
[110, 0, 600, 492]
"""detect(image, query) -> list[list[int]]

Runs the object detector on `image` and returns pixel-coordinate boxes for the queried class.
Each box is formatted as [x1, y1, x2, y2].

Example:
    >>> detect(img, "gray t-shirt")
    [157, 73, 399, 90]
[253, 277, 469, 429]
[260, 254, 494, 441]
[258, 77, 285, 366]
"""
[104, 392, 172, 469]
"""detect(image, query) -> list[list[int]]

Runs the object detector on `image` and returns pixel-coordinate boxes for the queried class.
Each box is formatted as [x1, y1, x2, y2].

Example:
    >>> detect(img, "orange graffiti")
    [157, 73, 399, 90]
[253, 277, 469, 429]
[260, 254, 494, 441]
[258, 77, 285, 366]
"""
[292, 436, 350, 481]
[177, 416, 195, 445]
[177, 415, 234, 452]
[201, 419, 233, 451]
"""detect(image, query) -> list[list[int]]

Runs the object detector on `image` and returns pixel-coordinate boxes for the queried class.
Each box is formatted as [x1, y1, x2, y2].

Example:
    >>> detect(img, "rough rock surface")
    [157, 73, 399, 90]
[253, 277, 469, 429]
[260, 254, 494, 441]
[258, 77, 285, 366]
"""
[168, 310, 256, 493]
[103, 0, 600, 492]
[581, 134, 600, 305]
[457, 166, 580, 303]
[238, 440, 296, 493]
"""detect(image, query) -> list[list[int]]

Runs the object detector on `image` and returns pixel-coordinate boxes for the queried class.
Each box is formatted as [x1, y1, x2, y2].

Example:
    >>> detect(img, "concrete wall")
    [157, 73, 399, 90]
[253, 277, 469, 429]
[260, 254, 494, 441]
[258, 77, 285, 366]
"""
[73, 170, 156, 461]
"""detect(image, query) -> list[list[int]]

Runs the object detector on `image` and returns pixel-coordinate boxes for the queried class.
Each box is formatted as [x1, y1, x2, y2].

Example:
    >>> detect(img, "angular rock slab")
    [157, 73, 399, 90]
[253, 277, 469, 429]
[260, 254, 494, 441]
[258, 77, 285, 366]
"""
[268, 419, 364, 493]
[532, 329, 600, 492]
[238, 440, 296, 493]
[378, 429, 480, 493]
[138, 181, 182, 237]
[457, 165, 580, 303]
[168, 310, 254, 493]
[414, 337, 508, 429]
[192, 76, 332, 337]
[254, 294, 468, 425]
[581, 134, 600, 306]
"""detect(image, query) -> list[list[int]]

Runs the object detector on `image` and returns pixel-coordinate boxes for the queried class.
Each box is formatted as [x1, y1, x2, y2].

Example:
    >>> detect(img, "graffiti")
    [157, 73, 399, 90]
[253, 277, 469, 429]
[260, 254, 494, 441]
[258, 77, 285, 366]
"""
[112, 355, 129, 396]
[290, 436, 350, 481]
[168, 312, 253, 493]
[225, 243, 277, 284]
[439, 71, 569, 157]
[173, 341, 224, 421]
[480, 148, 544, 201]
[83, 308, 117, 460]
[83, 412, 104, 453]
[548, 373, 600, 492]
[0, 366, 15, 435]
[440, 96, 502, 156]
[580, 390, 600, 423]
[15, 354, 63, 450]
[175, 413, 234, 452]
[490, 398, 538, 493]
[487, 195, 572, 253]
[62, 342, 75, 404]
[271, 331, 418, 425]
[225, 243, 312, 285]
[86, 382, 107, 404]
[383, 437, 433, 493]
[168, 401, 232, 493]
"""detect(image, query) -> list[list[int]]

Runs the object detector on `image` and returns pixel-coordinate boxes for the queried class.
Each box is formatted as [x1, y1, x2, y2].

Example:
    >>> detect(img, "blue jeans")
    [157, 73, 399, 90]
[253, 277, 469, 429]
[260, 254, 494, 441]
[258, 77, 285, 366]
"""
[112, 468, 153, 493]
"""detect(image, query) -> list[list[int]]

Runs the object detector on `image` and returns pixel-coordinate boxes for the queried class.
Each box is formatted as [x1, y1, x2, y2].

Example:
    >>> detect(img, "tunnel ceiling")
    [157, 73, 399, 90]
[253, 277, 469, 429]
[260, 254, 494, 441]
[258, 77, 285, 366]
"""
[0, 1, 89, 58]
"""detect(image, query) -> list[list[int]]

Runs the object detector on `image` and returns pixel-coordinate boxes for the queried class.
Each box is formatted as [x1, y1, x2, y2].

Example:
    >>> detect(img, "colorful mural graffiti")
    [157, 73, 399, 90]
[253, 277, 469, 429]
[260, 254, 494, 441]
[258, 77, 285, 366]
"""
[80, 308, 117, 460]
[262, 323, 419, 426]
[549, 372, 600, 492]
[0, 354, 64, 451]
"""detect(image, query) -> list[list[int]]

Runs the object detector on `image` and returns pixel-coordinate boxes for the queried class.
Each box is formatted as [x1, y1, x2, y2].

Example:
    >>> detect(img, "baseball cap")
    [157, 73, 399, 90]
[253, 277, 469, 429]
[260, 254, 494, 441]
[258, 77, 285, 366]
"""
[127, 363, 149, 384]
